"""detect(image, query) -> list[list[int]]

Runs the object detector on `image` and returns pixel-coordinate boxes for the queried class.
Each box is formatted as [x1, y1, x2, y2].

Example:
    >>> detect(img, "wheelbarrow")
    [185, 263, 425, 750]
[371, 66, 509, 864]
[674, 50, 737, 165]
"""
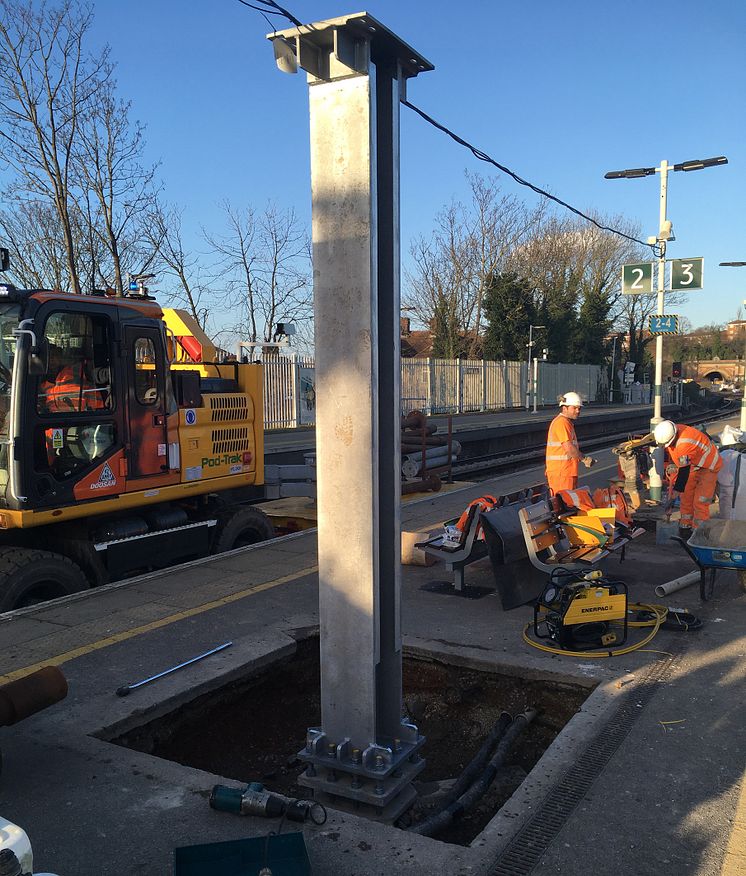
[672, 518, 746, 601]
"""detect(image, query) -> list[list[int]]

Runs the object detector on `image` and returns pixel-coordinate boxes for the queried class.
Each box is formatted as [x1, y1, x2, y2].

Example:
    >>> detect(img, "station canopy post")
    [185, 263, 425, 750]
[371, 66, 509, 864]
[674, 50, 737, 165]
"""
[267, 14, 433, 819]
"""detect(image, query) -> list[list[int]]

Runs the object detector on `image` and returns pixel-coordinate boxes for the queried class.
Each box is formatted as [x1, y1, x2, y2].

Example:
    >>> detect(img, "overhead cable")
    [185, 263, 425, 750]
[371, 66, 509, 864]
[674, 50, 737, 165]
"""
[235, 1, 653, 255]
[403, 99, 656, 254]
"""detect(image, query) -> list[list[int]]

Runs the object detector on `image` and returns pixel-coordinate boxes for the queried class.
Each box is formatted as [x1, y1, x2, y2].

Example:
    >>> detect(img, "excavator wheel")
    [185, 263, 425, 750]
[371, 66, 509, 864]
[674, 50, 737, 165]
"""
[211, 506, 275, 554]
[0, 548, 89, 613]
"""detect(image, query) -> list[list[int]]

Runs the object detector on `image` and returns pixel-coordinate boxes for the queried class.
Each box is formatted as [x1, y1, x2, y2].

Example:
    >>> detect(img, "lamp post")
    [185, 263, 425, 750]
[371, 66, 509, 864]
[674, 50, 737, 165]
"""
[609, 335, 619, 403]
[719, 262, 746, 430]
[526, 324, 545, 410]
[605, 155, 727, 500]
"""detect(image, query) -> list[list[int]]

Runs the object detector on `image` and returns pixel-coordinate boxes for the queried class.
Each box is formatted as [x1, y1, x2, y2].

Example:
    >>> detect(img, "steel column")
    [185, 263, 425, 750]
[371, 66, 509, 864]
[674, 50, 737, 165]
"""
[268, 14, 432, 819]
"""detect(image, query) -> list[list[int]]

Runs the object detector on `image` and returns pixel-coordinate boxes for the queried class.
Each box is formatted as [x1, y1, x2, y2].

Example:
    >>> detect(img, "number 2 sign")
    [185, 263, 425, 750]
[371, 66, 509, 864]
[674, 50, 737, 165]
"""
[622, 262, 654, 294]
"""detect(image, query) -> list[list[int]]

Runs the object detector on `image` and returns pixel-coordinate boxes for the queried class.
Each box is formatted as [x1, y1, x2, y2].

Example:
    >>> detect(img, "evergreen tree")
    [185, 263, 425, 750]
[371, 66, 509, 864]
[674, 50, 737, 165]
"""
[483, 272, 536, 360]
[430, 294, 462, 359]
[574, 285, 613, 363]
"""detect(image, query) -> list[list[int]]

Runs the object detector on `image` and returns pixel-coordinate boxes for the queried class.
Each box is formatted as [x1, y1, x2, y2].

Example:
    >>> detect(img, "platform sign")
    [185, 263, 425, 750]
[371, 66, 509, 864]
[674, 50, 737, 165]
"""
[622, 262, 654, 294]
[649, 314, 679, 335]
[670, 258, 703, 291]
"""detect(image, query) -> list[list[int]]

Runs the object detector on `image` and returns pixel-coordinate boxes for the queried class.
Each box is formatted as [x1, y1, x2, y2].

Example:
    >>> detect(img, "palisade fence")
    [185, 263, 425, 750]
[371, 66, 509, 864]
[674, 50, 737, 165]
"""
[261, 355, 615, 430]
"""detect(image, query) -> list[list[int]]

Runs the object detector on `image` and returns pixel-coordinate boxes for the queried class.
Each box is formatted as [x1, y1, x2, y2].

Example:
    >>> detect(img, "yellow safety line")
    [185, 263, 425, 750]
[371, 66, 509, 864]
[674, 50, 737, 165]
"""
[0, 564, 318, 684]
[721, 771, 746, 875]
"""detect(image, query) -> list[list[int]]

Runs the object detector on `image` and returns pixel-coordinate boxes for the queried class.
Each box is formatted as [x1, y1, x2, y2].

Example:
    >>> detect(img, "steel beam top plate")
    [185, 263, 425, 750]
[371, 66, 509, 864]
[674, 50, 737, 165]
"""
[267, 12, 434, 82]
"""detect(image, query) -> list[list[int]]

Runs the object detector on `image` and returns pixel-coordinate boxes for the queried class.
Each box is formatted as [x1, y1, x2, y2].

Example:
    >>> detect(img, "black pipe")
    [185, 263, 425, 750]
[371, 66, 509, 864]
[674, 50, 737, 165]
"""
[424, 711, 512, 812]
[409, 709, 537, 837]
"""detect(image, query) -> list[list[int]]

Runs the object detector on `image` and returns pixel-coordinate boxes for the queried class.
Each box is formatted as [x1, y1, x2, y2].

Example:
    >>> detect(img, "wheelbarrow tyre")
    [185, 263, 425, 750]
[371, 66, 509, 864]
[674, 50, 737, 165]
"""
[738, 570, 746, 593]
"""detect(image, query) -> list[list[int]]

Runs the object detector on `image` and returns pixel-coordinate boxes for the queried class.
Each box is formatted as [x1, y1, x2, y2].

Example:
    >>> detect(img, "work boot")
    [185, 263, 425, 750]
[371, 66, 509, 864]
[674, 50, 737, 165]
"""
[678, 526, 693, 541]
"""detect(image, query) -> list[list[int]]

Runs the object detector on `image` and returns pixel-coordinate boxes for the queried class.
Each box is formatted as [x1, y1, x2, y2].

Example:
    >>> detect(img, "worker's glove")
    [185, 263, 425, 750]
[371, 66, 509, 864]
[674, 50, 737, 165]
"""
[581, 456, 597, 469]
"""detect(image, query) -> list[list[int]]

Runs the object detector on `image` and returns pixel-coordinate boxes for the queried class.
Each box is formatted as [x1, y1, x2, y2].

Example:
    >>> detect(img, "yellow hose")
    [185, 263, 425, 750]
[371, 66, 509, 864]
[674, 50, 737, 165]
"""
[522, 602, 668, 658]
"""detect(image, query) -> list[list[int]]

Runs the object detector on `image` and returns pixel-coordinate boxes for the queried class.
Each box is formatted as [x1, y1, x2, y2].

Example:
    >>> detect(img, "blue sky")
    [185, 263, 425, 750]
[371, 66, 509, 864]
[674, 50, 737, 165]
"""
[90, 0, 746, 329]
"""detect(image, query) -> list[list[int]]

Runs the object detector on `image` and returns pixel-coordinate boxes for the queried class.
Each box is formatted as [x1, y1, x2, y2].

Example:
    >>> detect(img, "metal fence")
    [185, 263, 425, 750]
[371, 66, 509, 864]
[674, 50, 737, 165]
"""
[262, 356, 618, 429]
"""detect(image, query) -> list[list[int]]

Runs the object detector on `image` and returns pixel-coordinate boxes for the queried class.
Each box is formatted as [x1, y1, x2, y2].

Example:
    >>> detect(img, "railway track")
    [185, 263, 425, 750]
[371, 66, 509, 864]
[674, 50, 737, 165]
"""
[450, 401, 740, 479]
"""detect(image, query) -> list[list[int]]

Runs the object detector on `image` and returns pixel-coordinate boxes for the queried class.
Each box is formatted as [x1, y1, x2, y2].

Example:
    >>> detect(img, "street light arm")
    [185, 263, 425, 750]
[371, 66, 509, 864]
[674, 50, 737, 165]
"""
[604, 167, 656, 179]
[673, 156, 728, 172]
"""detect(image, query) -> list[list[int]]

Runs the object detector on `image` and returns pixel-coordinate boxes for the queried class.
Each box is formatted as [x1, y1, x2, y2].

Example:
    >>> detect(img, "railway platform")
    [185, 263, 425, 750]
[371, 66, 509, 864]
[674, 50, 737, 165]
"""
[1, 414, 745, 875]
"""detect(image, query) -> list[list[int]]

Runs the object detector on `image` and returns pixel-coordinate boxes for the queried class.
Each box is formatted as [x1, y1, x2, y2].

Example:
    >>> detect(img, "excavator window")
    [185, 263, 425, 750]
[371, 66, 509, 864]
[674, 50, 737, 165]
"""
[36, 312, 112, 415]
[134, 337, 159, 405]
[34, 311, 116, 481]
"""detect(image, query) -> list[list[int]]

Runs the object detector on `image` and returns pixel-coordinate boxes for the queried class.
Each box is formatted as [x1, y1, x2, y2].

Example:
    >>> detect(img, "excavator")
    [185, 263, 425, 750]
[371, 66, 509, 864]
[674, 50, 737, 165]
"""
[0, 256, 278, 611]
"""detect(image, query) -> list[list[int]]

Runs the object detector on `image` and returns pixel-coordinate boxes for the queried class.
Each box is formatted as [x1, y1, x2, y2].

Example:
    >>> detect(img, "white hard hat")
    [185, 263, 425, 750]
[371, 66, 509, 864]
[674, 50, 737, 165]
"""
[720, 424, 744, 446]
[558, 391, 583, 408]
[653, 420, 677, 447]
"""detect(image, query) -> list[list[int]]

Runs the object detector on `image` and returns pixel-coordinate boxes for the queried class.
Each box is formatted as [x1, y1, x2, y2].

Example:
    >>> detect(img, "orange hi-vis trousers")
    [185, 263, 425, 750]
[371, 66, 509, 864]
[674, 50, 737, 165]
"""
[547, 472, 577, 495]
[680, 468, 719, 529]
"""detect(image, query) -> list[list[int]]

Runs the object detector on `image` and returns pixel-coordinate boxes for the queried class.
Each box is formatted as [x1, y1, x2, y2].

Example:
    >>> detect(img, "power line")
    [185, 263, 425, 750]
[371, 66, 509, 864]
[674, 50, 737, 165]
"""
[235, 0, 282, 31]
[403, 99, 657, 255]
[235, 2, 654, 256]
[244, 0, 304, 28]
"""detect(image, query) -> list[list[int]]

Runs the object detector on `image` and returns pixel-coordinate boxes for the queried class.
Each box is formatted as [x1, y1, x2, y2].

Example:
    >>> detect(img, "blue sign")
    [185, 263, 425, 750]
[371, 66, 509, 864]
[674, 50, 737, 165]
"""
[185, 408, 197, 425]
[649, 314, 679, 335]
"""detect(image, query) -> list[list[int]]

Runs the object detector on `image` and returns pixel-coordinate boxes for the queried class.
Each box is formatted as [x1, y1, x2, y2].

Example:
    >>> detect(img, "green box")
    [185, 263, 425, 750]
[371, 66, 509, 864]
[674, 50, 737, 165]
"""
[174, 832, 311, 876]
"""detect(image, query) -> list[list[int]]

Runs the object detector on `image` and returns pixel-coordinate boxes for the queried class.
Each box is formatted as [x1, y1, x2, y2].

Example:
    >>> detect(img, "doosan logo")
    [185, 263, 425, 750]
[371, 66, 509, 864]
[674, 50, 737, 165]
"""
[90, 462, 117, 490]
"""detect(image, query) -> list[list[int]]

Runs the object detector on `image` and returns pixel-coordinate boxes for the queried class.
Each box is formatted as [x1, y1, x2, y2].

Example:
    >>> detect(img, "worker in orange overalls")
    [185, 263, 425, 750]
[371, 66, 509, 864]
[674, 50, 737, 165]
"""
[653, 419, 721, 537]
[39, 347, 107, 469]
[545, 391, 595, 495]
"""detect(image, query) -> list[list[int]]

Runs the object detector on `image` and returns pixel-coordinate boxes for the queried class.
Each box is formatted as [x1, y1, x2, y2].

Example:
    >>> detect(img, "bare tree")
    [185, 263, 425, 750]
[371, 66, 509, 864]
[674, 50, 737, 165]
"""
[206, 201, 312, 347]
[404, 173, 544, 357]
[509, 213, 648, 362]
[73, 74, 159, 295]
[0, 200, 69, 288]
[0, 0, 110, 293]
[144, 200, 211, 328]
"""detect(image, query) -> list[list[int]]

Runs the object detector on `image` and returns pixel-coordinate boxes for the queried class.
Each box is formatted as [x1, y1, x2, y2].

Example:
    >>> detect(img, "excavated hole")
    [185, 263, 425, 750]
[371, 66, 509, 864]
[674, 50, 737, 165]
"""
[109, 636, 591, 846]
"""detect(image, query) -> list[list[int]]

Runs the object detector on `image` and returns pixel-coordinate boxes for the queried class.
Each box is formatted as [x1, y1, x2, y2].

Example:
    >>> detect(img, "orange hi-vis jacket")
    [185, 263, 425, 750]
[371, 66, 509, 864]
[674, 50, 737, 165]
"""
[546, 414, 579, 483]
[667, 424, 722, 474]
[41, 365, 106, 413]
[554, 487, 595, 512]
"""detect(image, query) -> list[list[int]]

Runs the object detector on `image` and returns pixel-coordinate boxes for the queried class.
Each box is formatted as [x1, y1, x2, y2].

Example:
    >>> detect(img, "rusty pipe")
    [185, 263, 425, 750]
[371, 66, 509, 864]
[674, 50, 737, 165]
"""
[0, 666, 68, 727]
[401, 410, 427, 431]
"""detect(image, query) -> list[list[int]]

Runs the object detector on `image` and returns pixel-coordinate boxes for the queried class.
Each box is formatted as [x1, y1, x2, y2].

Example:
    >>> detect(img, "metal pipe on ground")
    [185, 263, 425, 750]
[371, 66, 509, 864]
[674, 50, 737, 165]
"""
[401, 435, 449, 447]
[402, 456, 458, 479]
[402, 441, 461, 463]
[409, 709, 537, 837]
[654, 570, 700, 598]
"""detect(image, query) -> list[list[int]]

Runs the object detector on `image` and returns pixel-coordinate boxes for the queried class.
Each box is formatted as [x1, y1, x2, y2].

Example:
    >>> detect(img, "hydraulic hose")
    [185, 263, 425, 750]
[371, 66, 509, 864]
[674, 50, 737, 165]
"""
[523, 602, 667, 658]
[409, 709, 537, 837]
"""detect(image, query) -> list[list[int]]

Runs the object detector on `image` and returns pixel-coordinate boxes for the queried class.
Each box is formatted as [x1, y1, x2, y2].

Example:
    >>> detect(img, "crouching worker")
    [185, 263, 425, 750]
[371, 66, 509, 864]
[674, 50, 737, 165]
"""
[653, 420, 721, 538]
[545, 391, 595, 495]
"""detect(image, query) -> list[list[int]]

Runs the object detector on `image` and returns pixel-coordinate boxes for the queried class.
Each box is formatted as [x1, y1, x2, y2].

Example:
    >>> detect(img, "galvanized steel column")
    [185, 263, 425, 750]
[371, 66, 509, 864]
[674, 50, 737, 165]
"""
[268, 15, 432, 817]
